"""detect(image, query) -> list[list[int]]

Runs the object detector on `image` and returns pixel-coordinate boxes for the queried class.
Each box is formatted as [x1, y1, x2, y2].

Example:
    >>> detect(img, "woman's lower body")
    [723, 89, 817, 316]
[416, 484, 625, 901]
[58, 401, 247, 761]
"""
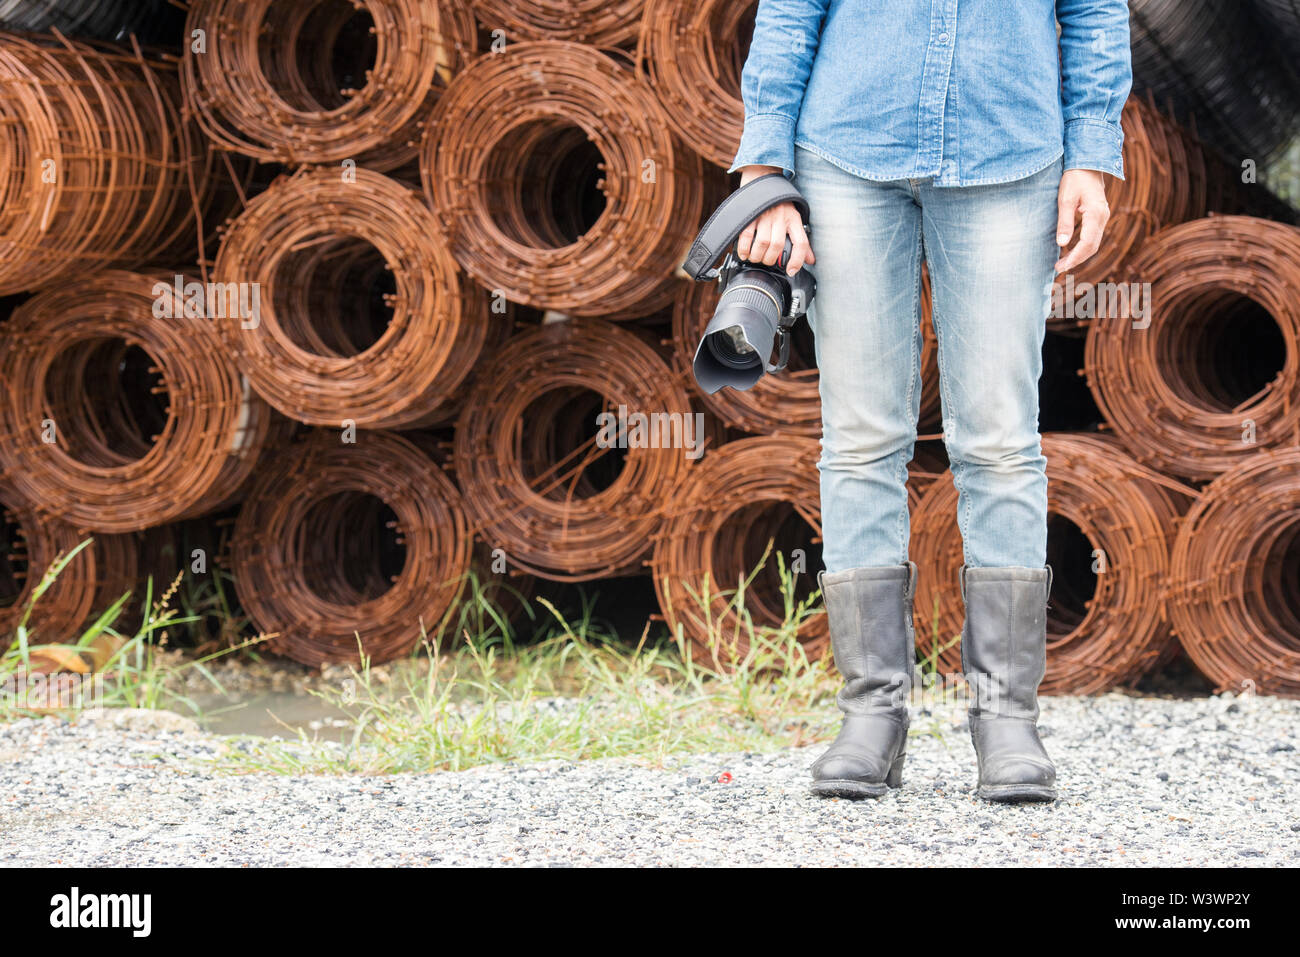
[792, 144, 1062, 802]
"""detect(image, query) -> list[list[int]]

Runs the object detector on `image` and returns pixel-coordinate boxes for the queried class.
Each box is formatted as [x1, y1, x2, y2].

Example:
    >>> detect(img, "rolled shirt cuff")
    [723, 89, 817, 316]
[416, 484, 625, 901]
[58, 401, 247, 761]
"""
[728, 112, 798, 178]
[1063, 117, 1125, 180]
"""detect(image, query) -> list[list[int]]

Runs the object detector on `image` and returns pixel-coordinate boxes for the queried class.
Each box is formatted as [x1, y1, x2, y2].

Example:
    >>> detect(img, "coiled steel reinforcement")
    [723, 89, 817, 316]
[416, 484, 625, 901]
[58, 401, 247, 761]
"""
[182, 0, 476, 168]
[1168, 447, 1300, 696]
[0, 483, 138, 643]
[454, 318, 696, 581]
[214, 167, 488, 429]
[0, 32, 218, 294]
[637, 0, 751, 169]
[421, 41, 704, 317]
[471, 0, 645, 47]
[1085, 215, 1300, 482]
[0, 270, 275, 533]
[2, 8, 1297, 690]
[910, 434, 1197, 695]
[651, 435, 829, 664]
[230, 430, 472, 666]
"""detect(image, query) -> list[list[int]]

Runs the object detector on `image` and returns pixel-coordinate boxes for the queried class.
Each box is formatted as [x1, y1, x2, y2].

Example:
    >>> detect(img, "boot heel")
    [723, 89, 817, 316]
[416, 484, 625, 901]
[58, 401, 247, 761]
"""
[886, 752, 905, 788]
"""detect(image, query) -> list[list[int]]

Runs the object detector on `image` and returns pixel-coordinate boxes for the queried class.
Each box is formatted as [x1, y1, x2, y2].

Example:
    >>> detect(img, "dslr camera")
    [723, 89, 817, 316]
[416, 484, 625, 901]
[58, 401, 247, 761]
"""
[681, 173, 817, 393]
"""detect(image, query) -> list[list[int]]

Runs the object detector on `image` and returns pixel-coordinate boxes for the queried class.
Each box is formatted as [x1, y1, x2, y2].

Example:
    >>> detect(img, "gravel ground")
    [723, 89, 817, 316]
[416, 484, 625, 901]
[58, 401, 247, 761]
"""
[1, 692, 1297, 866]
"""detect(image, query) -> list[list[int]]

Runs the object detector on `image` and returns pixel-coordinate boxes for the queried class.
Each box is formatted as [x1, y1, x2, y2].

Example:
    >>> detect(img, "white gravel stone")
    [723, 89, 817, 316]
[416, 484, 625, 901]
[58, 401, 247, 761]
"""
[1, 692, 1297, 866]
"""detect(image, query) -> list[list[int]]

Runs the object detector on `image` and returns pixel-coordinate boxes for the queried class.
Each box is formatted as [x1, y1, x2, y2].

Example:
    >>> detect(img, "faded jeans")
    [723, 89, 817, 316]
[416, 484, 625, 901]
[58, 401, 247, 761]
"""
[793, 145, 1060, 573]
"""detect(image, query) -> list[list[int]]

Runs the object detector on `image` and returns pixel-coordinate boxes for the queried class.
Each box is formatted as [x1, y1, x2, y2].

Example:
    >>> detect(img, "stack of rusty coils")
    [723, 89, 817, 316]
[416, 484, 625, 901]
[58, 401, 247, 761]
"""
[671, 268, 943, 435]
[3, 4, 1299, 692]
[651, 435, 827, 663]
[1085, 216, 1300, 481]
[455, 319, 696, 580]
[471, 0, 645, 46]
[422, 41, 704, 316]
[0, 483, 138, 642]
[910, 434, 1197, 694]
[0, 33, 212, 294]
[214, 168, 490, 428]
[0, 270, 275, 532]
[1169, 447, 1300, 696]
[183, 0, 476, 169]
[1129, 0, 1300, 164]
[231, 431, 472, 667]
[637, 0, 751, 168]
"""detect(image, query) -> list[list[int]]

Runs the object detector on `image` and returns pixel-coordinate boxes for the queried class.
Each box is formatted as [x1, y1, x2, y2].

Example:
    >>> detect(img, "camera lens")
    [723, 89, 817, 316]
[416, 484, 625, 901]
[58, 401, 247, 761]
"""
[692, 267, 790, 393]
[706, 325, 759, 369]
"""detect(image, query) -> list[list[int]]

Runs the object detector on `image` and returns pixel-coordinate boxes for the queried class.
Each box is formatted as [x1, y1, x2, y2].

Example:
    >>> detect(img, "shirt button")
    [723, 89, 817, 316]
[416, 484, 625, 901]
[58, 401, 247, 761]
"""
[939, 32, 949, 43]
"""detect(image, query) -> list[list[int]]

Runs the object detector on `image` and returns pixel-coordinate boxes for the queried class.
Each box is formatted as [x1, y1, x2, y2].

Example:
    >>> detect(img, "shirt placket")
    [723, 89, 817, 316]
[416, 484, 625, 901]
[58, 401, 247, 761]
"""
[914, 0, 959, 181]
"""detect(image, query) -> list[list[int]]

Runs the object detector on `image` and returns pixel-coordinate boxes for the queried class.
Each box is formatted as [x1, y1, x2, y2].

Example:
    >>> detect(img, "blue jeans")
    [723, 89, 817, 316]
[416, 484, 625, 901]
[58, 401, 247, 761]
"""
[793, 145, 1060, 573]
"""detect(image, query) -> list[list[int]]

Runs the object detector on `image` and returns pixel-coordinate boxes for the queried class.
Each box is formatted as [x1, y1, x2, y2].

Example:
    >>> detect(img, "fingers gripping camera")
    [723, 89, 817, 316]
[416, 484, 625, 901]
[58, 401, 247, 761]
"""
[682, 174, 817, 393]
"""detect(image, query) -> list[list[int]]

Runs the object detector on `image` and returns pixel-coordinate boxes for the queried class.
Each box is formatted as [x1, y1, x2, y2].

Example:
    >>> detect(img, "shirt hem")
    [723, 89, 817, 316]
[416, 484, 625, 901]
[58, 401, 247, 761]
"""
[793, 139, 1065, 188]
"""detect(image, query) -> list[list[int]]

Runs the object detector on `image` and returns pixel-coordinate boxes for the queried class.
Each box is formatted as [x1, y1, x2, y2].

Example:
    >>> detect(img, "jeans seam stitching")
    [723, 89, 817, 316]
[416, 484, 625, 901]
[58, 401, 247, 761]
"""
[899, 227, 923, 561]
[925, 237, 971, 564]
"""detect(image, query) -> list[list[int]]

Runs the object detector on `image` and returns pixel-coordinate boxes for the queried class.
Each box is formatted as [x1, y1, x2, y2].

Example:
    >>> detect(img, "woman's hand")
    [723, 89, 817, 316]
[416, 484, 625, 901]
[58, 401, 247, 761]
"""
[1054, 169, 1110, 273]
[735, 164, 815, 277]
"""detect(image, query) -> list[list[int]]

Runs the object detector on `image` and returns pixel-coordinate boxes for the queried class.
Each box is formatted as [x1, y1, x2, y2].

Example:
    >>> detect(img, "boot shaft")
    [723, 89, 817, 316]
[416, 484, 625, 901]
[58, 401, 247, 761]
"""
[960, 566, 1052, 720]
[818, 562, 917, 715]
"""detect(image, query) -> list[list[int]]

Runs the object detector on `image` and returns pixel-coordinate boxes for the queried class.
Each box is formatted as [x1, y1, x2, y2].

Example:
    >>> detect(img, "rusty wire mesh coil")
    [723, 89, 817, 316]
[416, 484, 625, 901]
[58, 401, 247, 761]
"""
[1085, 215, 1300, 481]
[670, 269, 942, 435]
[650, 434, 827, 663]
[182, 0, 476, 168]
[1168, 448, 1300, 696]
[214, 167, 490, 428]
[637, 0, 751, 168]
[255, 232, 498, 426]
[1, 483, 138, 642]
[471, 0, 645, 46]
[402, 293, 539, 431]
[0, 270, 274, 532]
[231, 430, 472, 666]
[454, 318, 696, 581]
[422, 41, 704, 316]
[0, 33, 209, 294]
[910, 433, 1196, 695]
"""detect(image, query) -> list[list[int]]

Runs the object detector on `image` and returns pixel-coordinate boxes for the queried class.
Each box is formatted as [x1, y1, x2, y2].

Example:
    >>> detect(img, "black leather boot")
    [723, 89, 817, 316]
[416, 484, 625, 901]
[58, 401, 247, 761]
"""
[961, 565, 1057, 803]
[811, 563, 916, 799]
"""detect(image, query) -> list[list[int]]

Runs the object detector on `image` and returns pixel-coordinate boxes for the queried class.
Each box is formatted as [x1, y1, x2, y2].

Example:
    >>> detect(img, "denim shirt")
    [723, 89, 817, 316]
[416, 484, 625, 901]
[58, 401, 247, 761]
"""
[730, 0, 1132, 186]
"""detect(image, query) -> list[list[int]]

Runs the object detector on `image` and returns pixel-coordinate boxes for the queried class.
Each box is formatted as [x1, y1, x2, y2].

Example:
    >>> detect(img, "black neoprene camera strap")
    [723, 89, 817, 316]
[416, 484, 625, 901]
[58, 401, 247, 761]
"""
[681, 173, 811, 281]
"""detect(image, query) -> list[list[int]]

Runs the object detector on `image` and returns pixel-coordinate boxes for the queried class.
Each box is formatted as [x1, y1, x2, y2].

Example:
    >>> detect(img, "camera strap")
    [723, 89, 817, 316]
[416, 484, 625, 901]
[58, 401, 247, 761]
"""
[681, 173, 811, 281]
[768, 314, 796, 373]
